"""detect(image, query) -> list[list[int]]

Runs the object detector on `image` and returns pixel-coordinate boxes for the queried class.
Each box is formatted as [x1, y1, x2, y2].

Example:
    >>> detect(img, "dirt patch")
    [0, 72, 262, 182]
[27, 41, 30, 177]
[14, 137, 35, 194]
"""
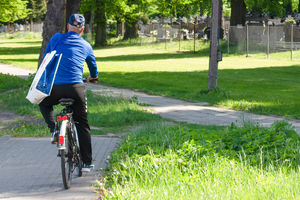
[0, 110, 43, 130]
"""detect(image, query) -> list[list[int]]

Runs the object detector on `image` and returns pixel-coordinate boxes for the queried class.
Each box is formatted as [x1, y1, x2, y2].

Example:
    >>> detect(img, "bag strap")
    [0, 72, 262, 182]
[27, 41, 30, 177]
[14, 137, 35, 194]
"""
[42, 34, 65, 85]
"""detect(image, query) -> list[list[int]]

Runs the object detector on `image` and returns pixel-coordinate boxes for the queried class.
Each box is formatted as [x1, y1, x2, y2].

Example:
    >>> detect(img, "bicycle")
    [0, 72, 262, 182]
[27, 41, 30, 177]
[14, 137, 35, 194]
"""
[54, 98, 82, 189]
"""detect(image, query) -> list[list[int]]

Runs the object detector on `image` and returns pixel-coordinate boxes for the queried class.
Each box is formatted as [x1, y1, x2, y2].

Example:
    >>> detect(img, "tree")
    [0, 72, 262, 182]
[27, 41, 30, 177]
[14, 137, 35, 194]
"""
[0, 0, 30, 23]
[65, 0, 82, 30]
[29, 0, 46, 21]
[208, 0, 220, 90]
[94, 0, 107, 46]
[38, 0, 81, 66]
[27, 0, 46, 31]
[123, 0, 151, 40]
[230, 0, 246, 26]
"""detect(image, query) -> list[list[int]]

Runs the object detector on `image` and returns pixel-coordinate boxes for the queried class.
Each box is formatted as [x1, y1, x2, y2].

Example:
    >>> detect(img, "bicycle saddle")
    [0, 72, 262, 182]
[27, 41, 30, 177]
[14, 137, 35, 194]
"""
[59, 98, 74, 106]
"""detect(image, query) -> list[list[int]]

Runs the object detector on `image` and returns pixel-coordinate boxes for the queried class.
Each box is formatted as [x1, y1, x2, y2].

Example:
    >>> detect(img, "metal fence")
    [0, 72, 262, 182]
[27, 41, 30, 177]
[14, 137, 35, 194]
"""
[0, 23, 43, 33]
[2, 21, 300, 60]
[125, 22, 300, 60]
[227, 24, 300, 60]
[133, 21, 209, 53]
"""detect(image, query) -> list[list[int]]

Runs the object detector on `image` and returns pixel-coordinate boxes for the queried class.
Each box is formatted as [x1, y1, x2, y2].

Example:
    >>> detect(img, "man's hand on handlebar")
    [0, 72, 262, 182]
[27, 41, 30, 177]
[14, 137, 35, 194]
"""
[83, 76, 99, 84]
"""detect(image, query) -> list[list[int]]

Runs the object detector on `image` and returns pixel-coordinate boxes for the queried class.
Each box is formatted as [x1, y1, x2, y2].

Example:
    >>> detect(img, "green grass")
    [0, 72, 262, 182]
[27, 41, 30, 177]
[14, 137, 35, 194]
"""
[1, 36, 300, 119]
[0, 73, 27, 93]
[0, 74, 162, 137]
[100, 121, 300, 200]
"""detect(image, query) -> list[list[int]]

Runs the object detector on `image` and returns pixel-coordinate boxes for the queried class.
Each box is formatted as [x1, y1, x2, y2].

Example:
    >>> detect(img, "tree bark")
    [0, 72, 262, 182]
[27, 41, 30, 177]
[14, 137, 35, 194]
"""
[208, 0, 220, 90]
[116, 19, 124, 37]
[86, 10, 95, 43]
[123, 21, 138, 40]
[94, 0, 107, 47]
[38, 0, 66, 67]
[38, 0, 81, 67]
[65, 0, 81, 31]
[230, 0, 246, 26]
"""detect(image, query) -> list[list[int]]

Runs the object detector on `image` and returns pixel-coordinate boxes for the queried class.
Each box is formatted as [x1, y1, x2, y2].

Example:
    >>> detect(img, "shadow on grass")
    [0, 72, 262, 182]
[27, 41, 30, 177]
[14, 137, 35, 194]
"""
[0, 41, 42, 45]
[0, 58, 38, 63]
[0, 46, 41, 55]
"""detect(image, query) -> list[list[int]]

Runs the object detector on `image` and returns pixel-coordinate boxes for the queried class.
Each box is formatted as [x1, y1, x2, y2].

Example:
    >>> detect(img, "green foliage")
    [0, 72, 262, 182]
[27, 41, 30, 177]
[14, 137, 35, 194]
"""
[111, 121, 300, 168]
[152, 0, 211, 17]
[103, 121, 300, 199]
[27, 0, 46, 21]
[244, 0, 300, 17]
[0, 0, 30, 23]
[0, 73, 27, 93]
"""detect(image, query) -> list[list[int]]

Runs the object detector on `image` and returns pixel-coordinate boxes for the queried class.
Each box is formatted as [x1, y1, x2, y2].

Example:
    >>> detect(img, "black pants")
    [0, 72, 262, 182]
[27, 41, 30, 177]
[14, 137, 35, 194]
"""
[39, 83, 92, 165]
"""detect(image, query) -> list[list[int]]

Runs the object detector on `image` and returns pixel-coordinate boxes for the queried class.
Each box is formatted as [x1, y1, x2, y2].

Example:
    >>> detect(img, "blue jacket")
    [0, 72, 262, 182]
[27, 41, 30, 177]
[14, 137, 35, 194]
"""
[44, 31, 98, 85]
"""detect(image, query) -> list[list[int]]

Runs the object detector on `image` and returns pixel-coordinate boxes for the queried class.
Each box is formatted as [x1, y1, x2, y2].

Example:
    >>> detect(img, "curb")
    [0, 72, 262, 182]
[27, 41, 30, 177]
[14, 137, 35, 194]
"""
[0, 135, 11, 142]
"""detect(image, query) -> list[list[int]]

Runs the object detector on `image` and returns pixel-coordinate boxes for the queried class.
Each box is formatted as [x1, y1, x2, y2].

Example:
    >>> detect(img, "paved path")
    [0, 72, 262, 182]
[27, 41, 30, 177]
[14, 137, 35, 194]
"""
[87, 84, 300, 134]
[0, 64, 33, 79]
[1, 63, 300, 134]
[0, 135, 121, 200]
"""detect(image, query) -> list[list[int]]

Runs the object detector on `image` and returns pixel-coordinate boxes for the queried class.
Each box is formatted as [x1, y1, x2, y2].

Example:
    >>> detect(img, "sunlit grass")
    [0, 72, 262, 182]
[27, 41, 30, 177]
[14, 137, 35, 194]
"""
[1, 36, 300, 118]
[101, 122, 300, 200]
[0, 74, 162, 137]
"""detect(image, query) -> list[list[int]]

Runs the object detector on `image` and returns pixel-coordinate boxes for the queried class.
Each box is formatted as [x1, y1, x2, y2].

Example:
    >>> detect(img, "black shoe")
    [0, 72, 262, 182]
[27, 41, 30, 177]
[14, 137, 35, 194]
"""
[51, 131, 58, 144]
[82, 163, 95, 172]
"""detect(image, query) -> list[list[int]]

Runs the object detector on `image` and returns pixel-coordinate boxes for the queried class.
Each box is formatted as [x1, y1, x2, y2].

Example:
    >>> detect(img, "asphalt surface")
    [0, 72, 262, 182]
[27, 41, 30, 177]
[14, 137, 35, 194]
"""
[0, 135, 120, 200]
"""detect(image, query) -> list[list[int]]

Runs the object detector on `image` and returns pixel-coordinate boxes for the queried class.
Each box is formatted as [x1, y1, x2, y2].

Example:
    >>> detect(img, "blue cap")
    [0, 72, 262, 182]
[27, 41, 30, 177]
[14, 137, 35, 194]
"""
[68, 14, 85, 28]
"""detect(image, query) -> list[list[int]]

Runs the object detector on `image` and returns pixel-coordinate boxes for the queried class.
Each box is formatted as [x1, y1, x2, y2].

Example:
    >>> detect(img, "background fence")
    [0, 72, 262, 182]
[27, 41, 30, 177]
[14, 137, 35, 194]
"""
[2, 21, 300, 60]
[227, 24, 300, 60]
[129, 22, 300, 60]
[0, 23, 43, 33]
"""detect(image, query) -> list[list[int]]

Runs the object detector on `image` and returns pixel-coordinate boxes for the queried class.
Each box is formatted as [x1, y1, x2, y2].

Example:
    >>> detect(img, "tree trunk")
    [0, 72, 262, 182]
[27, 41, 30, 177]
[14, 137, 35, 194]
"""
[219, 0, 224, 39]
[208, 0, 220, 90]
[87, 10, 95, 43]
[123, 21, 138, 40]
[38, 0, 66, 67]
[230, 0, 246, 26]
[30, 15, 33, 32]
[94, 0, 107, 47]
[116, 19, 124, 36]
[95, 22, 107, 47]
[65, 0, 81, 31]
[285, 0, 292, 14]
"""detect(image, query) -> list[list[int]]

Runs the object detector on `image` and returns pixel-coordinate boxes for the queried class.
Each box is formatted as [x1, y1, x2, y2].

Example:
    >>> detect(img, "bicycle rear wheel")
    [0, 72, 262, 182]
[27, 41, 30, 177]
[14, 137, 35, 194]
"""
[72, 120, 82, 177]
[60, 132, 72, 189]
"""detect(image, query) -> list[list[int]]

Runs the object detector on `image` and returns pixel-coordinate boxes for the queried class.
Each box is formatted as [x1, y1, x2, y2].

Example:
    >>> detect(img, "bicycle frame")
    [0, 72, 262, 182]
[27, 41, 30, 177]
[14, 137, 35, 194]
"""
[57, 119, 68, 150]
[55, 103, 82, 189]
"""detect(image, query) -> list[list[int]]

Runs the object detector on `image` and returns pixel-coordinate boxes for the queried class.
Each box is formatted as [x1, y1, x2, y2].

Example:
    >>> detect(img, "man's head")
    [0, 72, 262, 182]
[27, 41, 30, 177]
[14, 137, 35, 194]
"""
[67, 14, 85, 34]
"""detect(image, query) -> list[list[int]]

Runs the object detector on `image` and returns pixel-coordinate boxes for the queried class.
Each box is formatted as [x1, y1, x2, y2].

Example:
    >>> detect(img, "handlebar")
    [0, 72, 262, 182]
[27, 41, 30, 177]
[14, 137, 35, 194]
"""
[83, 77, 98, 84]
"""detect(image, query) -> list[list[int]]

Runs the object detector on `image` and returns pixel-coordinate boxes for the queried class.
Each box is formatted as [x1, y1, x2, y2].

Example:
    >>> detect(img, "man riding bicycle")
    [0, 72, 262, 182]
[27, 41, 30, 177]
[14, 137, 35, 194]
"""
[39, 14, 98, 172]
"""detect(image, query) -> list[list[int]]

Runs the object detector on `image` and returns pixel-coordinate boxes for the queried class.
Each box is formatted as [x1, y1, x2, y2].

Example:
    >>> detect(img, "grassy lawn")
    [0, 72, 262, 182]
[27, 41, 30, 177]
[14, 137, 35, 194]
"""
[1, 36, 300, 119]
[0, 74, 162, 137]
[0, 68, 299, 199]
[100, 121, 300, 199]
